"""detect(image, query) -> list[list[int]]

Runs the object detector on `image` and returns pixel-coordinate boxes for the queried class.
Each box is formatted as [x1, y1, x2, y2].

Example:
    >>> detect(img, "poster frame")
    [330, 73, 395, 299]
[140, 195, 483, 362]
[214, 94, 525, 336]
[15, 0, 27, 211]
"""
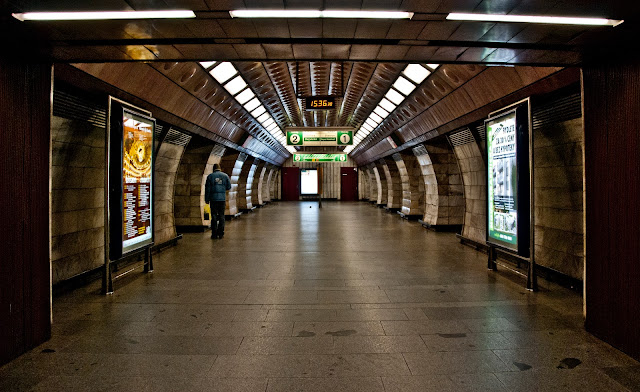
[484, 100, 531, 258]
[106, 97, 155, 262]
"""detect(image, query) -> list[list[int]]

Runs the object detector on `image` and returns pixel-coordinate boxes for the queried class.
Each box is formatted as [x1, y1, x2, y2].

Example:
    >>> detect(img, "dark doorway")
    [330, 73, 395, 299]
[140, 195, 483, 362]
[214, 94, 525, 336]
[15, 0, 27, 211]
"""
[282, 167, 300, 201]
[341, 167, 358, 201]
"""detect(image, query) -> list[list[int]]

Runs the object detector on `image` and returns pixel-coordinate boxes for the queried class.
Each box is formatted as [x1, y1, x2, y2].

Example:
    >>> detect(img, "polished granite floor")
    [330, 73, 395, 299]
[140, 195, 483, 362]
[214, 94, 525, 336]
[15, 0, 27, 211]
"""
[2, 201, 639, 391]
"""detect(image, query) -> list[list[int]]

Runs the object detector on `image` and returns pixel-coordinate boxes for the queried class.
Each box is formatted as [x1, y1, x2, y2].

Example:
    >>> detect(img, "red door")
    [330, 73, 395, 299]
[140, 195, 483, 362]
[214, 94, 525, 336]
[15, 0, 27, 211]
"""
[282, 167, 300, 201]
[341, 167, 358, 201]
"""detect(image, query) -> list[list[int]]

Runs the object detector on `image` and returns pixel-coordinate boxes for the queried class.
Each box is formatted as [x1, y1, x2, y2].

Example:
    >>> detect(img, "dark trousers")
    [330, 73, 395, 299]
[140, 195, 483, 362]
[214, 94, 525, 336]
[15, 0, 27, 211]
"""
[210, 201, 226, 237]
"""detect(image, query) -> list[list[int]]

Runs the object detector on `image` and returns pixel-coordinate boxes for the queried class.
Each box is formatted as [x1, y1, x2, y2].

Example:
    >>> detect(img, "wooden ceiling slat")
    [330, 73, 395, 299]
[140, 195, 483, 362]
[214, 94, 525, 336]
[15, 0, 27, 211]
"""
[354, 21, 393, 39]
[288, 20, 323, 39]
[417, 21, 462, 41]
[386, 21, 428, 40]
[322, 19, 358, 39]
[348, 45, 382, 60]
[217, 19, 259, 38]
[292, 44, 322, 59]
[184, 20, 228, 38]
[399, 0, 441, 13]
[377, 45, 410, 61]
[321, 44, 351, 60]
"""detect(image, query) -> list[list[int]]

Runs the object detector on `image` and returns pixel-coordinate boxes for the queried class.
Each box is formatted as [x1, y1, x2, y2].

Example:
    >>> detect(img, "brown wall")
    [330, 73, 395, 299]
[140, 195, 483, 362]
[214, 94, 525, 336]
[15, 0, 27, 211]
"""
[534, 118, 584, 280]
[583, 61, 640, 360]
[0, 61, 52, 365]
[282, 155, 358, 199]
[51, 117, 105, 283]
[154, 134, 189, 245]
[450, 133, 487, 243]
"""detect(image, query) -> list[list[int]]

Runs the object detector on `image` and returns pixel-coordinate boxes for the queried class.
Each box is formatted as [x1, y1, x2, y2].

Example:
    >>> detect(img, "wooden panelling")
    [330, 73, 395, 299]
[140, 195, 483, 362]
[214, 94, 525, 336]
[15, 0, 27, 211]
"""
[0, 61, 52, 365]
[583, 60, 640, 361]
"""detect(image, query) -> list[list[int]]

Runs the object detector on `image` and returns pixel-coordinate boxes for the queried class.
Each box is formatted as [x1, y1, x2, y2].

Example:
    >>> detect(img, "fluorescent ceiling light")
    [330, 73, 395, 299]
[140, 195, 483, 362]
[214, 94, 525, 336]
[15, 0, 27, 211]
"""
[224, 76, 247, 95]
[210, 62, 236, 84]
[262, 118, 275, 128]
[374, 106, 389, 119]
[427, 64, 440, 70]
[235, 88, 255, 104]
[446, 13, 623, 26]
[257, 113, 270, 123]
[244, 98, 261, 113]
[403, 64, 430, 84]
[199, 61, 217, 69]
[379, 98, 397, 112]
[12, 10, 195, 21]
[250, 104, 266, 117]
[365, 118, 378, 128]
[393, 76, 416, 96]
[229, 10, 412, 19]
[369, 112, 383, 124]
[361, 123, 373, 132]
[384, 90, 403, 106]
[267, 123, 279, 132]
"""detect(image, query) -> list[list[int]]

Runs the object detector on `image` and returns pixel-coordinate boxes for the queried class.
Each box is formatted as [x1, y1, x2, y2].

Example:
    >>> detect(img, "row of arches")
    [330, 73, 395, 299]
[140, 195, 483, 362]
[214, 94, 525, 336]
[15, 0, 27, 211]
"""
[360, 137, 470, 234]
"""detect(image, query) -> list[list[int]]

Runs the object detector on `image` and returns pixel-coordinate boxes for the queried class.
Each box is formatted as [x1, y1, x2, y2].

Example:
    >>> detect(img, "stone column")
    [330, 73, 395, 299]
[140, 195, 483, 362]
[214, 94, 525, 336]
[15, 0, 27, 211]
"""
[200, 144, 226, 224]
[373, 162, 388, 205]
[251, 160, 265, 207]
[379, 158, 402, 210]
[237, 156, 256, 211]
[219, 151, 244, 217]
[393, 152, 424, 218]
[413, 139, 464, 229]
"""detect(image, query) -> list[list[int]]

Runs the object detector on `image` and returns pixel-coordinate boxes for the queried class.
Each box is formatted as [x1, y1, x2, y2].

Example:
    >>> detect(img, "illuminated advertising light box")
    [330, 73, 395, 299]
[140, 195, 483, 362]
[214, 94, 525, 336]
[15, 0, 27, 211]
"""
[485, 104, 530, 256]
[108, 99, 155, 259]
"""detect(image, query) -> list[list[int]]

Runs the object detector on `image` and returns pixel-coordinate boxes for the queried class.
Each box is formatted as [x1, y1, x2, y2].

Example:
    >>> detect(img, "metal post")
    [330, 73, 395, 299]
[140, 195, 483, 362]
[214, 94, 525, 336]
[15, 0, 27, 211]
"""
[103, 97, 113, 295]
[487, 245, 497, 271]
[526, 98, 538, 291]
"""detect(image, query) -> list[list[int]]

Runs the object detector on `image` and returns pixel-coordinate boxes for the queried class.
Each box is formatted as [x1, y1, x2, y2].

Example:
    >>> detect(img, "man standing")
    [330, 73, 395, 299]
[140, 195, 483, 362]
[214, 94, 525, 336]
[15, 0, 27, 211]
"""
[204, 163, 232, 239]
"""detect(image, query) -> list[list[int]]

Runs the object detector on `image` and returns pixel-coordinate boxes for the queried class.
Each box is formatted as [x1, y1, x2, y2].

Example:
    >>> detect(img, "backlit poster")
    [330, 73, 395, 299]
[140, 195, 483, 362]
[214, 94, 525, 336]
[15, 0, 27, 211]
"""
[108, 98, 155, 260]
[485, 103, 531, 256]
[122, 110, 153, 254]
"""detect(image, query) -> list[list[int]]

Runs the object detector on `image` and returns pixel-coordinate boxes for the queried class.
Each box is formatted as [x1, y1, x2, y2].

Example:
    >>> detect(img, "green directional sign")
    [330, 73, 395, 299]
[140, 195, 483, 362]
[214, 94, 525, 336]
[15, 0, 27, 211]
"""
[287, 131, 303, 145]
[337, 130, 353, 145]
[286, 128, 354, 146]
[294, 154, 347, 162]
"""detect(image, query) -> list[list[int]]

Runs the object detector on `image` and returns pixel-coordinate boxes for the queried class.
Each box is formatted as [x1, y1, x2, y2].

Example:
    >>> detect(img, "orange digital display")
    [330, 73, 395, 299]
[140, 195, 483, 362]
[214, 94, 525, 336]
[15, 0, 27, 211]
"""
[305, 96, 336, 110]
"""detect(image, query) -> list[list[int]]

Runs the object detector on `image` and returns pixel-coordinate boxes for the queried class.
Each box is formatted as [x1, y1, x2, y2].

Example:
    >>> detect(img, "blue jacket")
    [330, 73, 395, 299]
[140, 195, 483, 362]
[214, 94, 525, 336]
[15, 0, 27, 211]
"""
[205, 170, 231, 202]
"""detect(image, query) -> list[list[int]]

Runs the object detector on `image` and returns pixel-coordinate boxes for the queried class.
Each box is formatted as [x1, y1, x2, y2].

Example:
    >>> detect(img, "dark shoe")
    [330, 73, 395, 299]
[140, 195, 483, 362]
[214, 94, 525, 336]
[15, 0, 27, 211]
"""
[218, 233, 224, 239]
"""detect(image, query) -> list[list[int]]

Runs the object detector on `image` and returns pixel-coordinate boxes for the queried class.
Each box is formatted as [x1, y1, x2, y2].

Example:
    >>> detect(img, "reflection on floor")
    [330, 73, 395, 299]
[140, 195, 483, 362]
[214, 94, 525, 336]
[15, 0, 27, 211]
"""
[1, 201, 639, 391]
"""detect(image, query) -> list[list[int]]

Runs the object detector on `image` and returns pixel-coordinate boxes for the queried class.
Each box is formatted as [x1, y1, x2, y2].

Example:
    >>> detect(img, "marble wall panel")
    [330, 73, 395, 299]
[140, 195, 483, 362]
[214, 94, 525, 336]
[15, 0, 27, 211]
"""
[393, 152, 425, 217]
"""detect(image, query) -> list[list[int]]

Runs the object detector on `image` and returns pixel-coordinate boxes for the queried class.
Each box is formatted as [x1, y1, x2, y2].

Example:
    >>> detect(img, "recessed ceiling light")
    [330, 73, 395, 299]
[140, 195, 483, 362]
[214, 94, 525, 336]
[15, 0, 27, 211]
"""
[224, 76, 247, 95]
[384, 91, 403, 106]
[229, 10, 413, 19]
[393, 76, 416, 96]
[446, 13, 623, 26]
[257, 113, 270, 123]
[250, 105, 266, 117]
[210, 62, 237, 84]
[369, 112, 383, 124]
[12, 10, 196, 21]
[199, 61, 217, 69]
[235, 88, 255, 104]
[379, 98, 397, 112]
[374, 106, 389, 119]
[403, 64, 430, 84]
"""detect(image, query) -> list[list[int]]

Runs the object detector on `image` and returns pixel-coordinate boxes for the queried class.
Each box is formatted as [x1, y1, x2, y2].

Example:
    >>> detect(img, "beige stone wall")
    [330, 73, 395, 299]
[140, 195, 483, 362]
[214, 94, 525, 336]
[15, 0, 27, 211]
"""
[154, 141, 187, 244]
[393, 152, 425, 217]
[367, 164, 380, 202]
[379, 158, 402, 209]
[257, 163, 268, 205]
[237, 156, 256, 210]
[269, 167, 281, 200]
[452, 140, 487, 243]
[414, 141, 464, 226]
[250, 160, 265, 207]
[534, 118, 584, 280]
[51, 116, 105, 284]
[175, 143, 216, 228]
[261, 164, 272, 203]
[373, 162, 388, 205]
[358, 166, 370, 200]
[221, 152, 244, 215]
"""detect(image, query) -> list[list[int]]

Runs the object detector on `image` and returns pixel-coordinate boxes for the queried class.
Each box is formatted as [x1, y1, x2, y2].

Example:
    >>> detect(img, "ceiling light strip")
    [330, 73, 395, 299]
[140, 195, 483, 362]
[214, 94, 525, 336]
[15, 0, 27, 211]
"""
[204, 62, 291, 155]
[348, 64, 436, 156]
[446, 13, 623, 26]
[12, 10, 195, 21]
[229, 10, 413, 19]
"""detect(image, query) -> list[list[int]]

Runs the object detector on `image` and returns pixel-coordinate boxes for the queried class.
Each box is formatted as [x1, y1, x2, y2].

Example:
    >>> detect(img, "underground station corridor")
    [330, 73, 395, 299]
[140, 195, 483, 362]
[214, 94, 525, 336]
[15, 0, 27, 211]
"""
[3, 1, 640, 391]
[3, 201, 637, 391]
